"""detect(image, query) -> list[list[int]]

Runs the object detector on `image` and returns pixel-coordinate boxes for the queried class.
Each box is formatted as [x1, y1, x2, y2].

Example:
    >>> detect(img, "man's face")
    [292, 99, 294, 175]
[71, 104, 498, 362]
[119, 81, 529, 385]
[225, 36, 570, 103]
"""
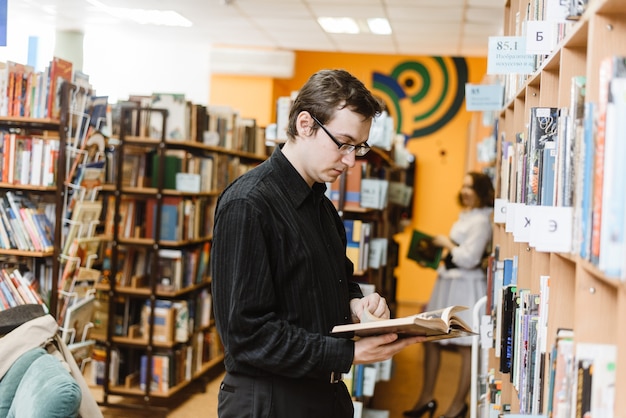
[302, 107, 372, 186]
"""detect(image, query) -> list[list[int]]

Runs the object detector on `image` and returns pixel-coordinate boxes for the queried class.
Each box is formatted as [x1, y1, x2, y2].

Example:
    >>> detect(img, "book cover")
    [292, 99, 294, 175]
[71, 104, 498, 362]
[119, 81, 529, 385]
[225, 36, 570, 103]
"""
[62, 200, 102, 256]
[4, 192, 34, 251]
[499, 285, 517, 374]
[546, 328, 574, 418]
[574, 342, 617, 417]
[407, 229, 443, 270]
[331, 305, 473, 340]
[344, 219, 362, 272]
[157, 249, 183, 291]
[526, 107, 559, 206]
[150, 93, 187, 141]
[150, 153, 182, 190]
[61, 296, 95, 344]
[46, 56, 73, 120]
[599, 77, 626, 278]
[344, 160, 366, 210]
[590, 56, 626, 265]
[578, 101, 595, 260]
[145, 196, 183, 241]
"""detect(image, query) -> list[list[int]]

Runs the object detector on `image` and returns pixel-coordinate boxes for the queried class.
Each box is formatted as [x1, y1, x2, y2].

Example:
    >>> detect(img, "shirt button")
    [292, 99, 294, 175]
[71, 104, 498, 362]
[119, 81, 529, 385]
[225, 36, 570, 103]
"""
[344, 316, 348, 320]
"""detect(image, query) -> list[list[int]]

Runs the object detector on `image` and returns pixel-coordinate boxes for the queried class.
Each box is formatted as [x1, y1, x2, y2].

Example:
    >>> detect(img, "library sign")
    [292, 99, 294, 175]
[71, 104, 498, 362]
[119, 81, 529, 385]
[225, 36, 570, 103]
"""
[487, 36, 535, 75]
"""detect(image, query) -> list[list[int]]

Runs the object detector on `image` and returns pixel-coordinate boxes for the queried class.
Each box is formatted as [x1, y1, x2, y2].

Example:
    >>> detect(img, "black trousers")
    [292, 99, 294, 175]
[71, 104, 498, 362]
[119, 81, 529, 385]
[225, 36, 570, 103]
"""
[217, 372, 354, 418]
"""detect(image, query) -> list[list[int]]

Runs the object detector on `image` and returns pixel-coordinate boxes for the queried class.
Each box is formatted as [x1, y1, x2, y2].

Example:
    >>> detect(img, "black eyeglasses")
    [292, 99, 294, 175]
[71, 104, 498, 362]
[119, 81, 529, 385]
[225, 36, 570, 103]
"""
[310, 114, 370, 157]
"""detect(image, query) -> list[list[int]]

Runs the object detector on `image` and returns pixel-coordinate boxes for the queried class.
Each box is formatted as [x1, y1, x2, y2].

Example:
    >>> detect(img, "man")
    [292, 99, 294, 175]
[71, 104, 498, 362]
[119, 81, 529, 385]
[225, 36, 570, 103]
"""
[211, 69, 422, 418]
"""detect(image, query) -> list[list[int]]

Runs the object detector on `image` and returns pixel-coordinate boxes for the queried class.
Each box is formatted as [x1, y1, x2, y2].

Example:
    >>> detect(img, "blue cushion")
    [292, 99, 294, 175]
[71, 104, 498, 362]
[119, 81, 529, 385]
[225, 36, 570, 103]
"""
[0, 347, 47, 418]
[6, 352, 82, 418]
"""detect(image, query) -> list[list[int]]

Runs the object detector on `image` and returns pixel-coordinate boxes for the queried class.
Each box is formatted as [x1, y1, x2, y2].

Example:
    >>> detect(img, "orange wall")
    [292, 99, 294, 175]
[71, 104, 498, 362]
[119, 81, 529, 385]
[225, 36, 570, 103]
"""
[209, 52, 488, 305]
[209, 75, 275, 126]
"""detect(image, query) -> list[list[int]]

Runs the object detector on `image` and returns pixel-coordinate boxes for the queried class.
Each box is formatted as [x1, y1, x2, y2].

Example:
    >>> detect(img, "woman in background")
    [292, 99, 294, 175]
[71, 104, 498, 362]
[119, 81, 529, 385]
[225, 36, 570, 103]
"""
[404, 171, 494, 418]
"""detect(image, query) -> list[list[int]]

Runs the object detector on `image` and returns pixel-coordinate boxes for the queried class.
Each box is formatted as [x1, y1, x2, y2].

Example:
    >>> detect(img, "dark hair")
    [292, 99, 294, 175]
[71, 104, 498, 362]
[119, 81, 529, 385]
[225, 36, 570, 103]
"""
[285, 69, 382, 140]
[459, 172, 495, 208]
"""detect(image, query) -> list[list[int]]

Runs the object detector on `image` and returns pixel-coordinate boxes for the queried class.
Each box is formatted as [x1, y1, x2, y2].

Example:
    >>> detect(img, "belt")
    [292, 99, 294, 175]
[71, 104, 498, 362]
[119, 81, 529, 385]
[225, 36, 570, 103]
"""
[330, 371, 343, 384]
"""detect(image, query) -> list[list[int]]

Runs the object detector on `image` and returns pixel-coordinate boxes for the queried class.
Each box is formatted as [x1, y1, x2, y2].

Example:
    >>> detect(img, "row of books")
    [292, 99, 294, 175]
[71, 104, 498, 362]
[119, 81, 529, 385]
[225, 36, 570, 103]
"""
[486, 249, 617, 416]
[0, 57, 76, 120]
[327, 159, 411, 212]
[497, 55, 626, 279]
[103, 195, 216, 244]
[0, 133, 60, 186]
[89, 326, 223, 391]
[137, 327, 223, 394]
[113, 243, 211, 292]
[486, 327, 617, 418]
[109, 95, 265, 156]
[0, 191, 56, 252]
[109, 290, 212, 342]
[0, 267, 46, 311]
[498, 0, 586, 105]
[116, 149, 257, 195]
[545, 329, 616, 417]
[344, 219, 373, 274]
[344, 358, 393, 399]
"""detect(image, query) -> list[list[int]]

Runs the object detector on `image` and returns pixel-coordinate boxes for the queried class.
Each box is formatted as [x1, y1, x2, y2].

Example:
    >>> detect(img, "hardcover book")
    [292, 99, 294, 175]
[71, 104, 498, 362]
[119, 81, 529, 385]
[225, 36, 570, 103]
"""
[406, 229, 443, 270]
[331, 305, 473, 340]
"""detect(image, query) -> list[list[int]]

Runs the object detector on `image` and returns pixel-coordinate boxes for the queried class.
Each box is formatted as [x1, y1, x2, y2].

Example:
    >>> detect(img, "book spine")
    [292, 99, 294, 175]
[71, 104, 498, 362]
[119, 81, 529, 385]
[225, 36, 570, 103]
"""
[0, 269, 25, 305]
[0, 279, 18, 308]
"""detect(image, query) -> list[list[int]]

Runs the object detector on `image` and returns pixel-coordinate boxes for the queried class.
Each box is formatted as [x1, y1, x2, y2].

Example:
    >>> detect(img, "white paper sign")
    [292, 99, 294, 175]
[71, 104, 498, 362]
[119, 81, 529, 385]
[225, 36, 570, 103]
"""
[505, 202, 523, 233]
[525, 20, 557, 54]
[487, 36, 536, 75]
[513, 203, 531, 243]
[465, 83, 504, 111]
[530, 206, 573, 252]
[494, 198, 508, 224]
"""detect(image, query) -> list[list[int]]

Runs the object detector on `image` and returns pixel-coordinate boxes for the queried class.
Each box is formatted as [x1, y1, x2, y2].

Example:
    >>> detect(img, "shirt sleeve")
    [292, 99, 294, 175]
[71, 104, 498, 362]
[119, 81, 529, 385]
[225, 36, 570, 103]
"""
[449, 213, 492, 269]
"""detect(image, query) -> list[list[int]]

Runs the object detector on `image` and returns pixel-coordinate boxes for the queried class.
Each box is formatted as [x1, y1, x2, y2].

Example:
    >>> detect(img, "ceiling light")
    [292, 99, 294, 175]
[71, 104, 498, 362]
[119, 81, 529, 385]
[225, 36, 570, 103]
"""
[86, 0, 192, 27]
[317, 17, 359, 34]
[367, 18, 391, 35]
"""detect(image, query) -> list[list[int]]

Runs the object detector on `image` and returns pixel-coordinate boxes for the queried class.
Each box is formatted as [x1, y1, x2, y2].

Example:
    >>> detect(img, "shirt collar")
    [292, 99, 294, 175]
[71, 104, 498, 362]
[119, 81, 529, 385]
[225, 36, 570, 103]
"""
[270, 146, 327, 208]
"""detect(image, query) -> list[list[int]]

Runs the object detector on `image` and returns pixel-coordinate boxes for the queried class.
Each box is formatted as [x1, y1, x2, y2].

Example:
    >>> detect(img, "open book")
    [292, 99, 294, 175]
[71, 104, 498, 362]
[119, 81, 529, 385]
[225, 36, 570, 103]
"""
[331, 305, 475, 341]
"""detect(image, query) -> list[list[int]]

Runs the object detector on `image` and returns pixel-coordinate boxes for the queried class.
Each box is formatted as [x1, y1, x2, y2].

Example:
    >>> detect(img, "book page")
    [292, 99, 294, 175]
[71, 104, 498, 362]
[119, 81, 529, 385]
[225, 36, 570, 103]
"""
[331, 305, 473, 339]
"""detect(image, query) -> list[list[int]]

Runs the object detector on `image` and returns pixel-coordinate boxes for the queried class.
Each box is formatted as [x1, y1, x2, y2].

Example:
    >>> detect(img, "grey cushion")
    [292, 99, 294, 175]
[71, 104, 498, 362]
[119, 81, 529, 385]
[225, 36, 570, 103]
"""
[0, 305, 46, 335]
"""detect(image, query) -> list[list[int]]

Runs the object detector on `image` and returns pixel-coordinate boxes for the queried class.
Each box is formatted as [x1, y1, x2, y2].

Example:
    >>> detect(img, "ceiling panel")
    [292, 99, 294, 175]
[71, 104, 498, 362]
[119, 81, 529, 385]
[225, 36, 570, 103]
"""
[7, 0, 504, 57]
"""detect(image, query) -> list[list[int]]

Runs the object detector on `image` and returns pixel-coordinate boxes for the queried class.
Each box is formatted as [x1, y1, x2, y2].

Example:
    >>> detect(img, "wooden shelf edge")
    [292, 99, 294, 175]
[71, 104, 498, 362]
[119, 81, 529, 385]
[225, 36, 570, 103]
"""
[106, 355, 224, 399]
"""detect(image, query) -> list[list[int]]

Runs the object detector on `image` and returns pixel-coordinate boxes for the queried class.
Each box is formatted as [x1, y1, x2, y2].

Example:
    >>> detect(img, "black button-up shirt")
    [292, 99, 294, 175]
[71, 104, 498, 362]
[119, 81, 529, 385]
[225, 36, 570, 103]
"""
[211, 146, 363, 381]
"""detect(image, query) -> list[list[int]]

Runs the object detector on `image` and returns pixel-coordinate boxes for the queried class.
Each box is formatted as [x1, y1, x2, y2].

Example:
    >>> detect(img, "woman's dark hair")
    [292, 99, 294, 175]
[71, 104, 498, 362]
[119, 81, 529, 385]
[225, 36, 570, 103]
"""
[285, 69, 382, 140]
[459, 172, 495, 208]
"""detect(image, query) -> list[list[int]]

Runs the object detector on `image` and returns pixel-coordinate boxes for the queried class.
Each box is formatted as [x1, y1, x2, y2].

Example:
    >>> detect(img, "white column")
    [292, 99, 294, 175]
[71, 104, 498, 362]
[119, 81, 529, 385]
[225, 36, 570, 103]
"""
[54, 29, 84, 71]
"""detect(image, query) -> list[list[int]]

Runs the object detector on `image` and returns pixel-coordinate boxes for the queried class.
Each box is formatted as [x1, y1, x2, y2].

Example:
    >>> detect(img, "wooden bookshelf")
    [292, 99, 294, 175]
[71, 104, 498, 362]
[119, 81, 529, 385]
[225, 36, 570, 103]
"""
[100, 103, 266, 412]
[488, 0, 626, 415]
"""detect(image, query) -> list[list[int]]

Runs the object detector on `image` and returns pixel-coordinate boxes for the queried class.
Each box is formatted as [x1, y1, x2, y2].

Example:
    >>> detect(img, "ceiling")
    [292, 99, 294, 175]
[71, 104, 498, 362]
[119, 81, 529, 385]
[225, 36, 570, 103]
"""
[10, 0, 505, 58]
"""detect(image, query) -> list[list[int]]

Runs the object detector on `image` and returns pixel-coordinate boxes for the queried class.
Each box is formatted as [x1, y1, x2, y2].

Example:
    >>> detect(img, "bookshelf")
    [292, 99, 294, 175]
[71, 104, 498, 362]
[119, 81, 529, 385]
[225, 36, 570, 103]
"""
[334, 146, 411, 316]
[488, 0, 626, 415]
[0, 81, 77, 316]
[99, 103, 266, 411]
[330, 145, 411, 415]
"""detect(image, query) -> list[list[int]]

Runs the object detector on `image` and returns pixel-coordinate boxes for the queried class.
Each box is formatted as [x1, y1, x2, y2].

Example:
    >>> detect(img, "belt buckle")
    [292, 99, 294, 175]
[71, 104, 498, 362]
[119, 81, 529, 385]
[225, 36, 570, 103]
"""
[330, 371, 342, 383]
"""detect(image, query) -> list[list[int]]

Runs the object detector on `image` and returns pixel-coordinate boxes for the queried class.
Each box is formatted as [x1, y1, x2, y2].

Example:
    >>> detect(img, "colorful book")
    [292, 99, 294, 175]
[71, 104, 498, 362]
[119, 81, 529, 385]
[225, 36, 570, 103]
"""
[407, 229, 443, 270]
[590, 56, 626, 265]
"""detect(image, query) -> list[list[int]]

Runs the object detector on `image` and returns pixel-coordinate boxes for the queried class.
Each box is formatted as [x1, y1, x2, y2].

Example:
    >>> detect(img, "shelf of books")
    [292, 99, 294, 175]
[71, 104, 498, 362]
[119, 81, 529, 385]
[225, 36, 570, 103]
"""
[327, 113, 413, 317]
[0, 57, 94, 318]
[98, 98, 267, 410]
[485, 0, 626, 416]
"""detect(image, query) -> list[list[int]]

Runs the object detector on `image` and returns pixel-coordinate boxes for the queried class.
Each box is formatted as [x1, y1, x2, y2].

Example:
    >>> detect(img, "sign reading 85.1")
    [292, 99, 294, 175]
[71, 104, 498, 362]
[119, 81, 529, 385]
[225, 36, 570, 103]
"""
[487, 36, 535, 75]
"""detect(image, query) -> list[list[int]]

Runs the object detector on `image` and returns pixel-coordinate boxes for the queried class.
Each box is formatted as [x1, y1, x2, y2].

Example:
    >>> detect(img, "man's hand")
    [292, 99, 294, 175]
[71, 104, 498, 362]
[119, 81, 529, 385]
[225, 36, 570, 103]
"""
[353, 333, 424, 365]
[349, 293, 390, 323]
